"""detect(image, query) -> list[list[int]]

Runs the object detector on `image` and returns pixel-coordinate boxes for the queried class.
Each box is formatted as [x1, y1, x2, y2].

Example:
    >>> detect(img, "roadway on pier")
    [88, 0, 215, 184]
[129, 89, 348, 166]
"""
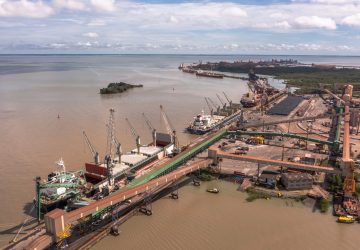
[211, 149, 339, 174]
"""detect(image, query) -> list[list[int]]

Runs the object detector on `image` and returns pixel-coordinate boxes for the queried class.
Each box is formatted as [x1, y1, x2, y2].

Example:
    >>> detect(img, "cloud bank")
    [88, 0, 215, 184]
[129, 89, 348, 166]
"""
[0, 0, 360, 54]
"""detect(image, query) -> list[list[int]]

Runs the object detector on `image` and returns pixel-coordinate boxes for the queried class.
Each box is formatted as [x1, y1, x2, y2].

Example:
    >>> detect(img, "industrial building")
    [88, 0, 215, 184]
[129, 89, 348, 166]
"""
[281, 172, 313, 190]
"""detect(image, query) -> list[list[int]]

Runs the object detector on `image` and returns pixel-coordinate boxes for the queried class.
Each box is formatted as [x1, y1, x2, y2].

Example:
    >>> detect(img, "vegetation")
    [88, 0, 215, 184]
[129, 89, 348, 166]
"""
[197, 171, 214, 181]
[207, 62, 360, 96]
[245, 187, 271, 202]
[319, 198, 330, 213]
[100, 82, 143, 94]
[327, 174, 343, 193]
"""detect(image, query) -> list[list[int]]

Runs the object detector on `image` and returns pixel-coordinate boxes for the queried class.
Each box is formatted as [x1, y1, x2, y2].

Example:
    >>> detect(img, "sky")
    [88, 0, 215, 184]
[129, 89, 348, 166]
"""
[0, 0, 360, 54]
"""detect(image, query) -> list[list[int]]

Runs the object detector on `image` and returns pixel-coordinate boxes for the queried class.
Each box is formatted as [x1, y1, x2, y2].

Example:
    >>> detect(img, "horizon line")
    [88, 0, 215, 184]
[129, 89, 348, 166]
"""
[0, 53, 360, 57]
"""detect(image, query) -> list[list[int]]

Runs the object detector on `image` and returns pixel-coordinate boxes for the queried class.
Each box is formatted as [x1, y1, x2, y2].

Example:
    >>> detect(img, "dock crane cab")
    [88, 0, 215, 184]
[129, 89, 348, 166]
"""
[142, 113, 157, 147]
[125, 118, 141, 154]
[83, 131, 100, 165]
[160, 105, 180, 155]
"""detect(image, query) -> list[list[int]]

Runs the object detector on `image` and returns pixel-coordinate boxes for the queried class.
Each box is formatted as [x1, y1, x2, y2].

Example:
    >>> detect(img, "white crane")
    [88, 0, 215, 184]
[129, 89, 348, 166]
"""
[125, 118, 141, 154]
[223, 91, 232, 107]
[142, 113, 157, 147]
[216, 93, 226, 108]
[204, 97, 213, 116]
[207, 97, 220, 112]
[106, 108, 117, 161]
[114, 136, 122, 163]
[83, 131, 100, 164]
[160, 105, 179, 153]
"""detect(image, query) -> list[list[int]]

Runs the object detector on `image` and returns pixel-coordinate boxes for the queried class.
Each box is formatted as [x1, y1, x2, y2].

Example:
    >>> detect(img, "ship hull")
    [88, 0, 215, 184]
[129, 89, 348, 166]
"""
[186, 110, 241, 135]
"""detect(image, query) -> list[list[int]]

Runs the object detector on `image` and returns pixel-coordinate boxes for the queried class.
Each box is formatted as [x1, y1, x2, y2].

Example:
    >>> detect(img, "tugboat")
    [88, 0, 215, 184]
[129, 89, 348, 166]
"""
[206, 188, 220, 194]
[337, 215, 356, 224]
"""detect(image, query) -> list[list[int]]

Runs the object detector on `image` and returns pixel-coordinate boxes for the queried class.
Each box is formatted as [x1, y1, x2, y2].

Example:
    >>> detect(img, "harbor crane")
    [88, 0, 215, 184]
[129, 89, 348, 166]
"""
[160, 105, 179, 154]
[142, 113, 157, 147]
[207, 97, 220, 112]
[125, 118, 141, 154]
[106, 108, 117, 161]
[216, 93, 226, 108]
[223, 92, 232, 107]
[83, 131, 100, 165]
[204, 97, 213, 116]
[114, 136, 122, 162]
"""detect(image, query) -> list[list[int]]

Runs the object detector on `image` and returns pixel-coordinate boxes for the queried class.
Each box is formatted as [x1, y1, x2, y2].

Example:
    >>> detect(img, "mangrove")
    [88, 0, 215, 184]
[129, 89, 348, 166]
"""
[100, 82, 143, 94]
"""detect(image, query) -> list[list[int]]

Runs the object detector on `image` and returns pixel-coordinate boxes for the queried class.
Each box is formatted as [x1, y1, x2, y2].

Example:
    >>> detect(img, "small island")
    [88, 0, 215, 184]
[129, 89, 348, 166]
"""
[100, 82, 143, 94]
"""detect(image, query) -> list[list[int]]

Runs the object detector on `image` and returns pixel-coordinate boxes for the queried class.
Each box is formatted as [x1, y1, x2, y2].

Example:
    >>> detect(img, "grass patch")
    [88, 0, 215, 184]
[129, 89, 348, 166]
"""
[319, 198, 330, 213]
[245, 187, 271, 202]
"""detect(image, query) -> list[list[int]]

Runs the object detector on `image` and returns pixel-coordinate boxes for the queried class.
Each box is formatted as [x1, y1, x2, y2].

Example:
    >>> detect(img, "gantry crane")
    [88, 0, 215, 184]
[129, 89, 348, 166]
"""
[160, 105, 179, 154]
[223, 91, 232, 107]
[142, 113, 157, 147]
[83, 131, 100, 164]
[125, 118, 141, 154]
[216, 93, 226, 108]
[204, 97, 213, 116]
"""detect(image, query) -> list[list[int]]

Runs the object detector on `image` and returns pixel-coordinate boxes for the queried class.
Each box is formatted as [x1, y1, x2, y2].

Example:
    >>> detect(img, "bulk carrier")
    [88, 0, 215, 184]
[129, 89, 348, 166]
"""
[240, 71, 279, 108]
[186, 93, 242, 135]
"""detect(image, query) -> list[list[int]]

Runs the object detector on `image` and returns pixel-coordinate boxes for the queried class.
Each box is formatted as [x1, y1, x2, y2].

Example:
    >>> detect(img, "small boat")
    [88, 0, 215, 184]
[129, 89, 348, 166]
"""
[206, 188, 219, 194]
[337, 215, 356, 224]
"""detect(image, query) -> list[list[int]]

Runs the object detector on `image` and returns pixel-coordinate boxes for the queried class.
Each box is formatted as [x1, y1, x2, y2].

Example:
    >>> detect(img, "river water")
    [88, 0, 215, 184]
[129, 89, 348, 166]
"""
[0, 55, 359, 248]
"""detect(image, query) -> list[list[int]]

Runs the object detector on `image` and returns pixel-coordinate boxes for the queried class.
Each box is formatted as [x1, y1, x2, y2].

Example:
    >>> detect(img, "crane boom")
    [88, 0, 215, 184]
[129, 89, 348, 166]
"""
[208, 97, 219, 110]
[125, 118, 141, 154]
[223, 92, 232, 106]
[204, 97, 213, 115]
[160, 105, 179, 153]
[114, 136, 122, 162]
[216, 94, 226, 107]
[142, 113, 157, 146]
[83, 131, 100, 164]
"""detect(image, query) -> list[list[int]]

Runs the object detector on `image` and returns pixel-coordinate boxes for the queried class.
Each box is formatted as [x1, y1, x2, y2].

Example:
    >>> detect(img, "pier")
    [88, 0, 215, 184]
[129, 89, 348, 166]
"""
[4, 84, 358, 250]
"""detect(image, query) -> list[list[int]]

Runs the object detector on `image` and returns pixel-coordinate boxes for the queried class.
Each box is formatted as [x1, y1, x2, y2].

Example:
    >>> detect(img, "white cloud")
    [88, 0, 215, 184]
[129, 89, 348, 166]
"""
[53, 0, 86, 11]
[308, 0, 360, 4]
[49, 43, 67, 49]
[91, 0, 116, 12]
[0, 0, 54, 18]
[342, 14, 360, 26]
[83, 32, 99, 38]
[295, 16, 337, 29]
[87, 19, 107, 26]
[221, 6, 247, 17]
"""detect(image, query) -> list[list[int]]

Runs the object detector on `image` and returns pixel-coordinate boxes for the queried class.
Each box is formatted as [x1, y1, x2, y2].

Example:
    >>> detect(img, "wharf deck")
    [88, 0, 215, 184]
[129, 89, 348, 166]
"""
[215, 151, 339, 174]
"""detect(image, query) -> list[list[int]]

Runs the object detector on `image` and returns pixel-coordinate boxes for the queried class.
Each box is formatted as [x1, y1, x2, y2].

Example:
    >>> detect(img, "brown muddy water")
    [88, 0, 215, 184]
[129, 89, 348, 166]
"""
[0, 55, 358, 249]
[94, 180, 359, 250]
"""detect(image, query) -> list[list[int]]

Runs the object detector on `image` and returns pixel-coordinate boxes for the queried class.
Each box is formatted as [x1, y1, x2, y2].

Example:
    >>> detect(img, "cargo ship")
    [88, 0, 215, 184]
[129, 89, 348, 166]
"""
[240, 72, 278, 108]
[240, 92, 261, 108]
[34, 108, 177, 216]
[35, 159, 89, 214]
[84, 132, 174, 186]
[186, 109, 241, 135]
